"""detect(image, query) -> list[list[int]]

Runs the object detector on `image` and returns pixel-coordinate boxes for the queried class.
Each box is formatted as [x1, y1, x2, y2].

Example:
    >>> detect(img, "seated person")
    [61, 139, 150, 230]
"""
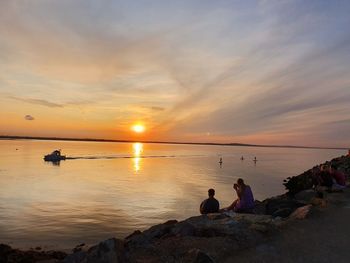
[329, 164, 347, 190]
[318, 165, 333, 188]
[223, 178, 255, 213]
[200, 188, 220, 214]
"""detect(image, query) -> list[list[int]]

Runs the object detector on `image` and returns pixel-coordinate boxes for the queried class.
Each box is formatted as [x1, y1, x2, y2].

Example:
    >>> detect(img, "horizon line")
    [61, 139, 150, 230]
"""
[0, 135, 348, 151]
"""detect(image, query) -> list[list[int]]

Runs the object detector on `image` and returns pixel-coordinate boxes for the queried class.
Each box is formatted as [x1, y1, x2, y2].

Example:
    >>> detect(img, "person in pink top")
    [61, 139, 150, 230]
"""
[329, 164, 346, 188]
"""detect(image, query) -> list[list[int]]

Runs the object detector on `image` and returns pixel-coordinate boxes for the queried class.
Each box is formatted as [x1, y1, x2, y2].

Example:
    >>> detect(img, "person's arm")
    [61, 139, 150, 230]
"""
[225, 199, 238, 210]
[235, 187, 243, 199]
[200, 201, 205, 214]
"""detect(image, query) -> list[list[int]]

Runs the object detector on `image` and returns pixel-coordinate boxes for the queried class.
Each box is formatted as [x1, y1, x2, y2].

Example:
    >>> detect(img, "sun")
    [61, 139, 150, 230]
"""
[132, 124, 145, 133]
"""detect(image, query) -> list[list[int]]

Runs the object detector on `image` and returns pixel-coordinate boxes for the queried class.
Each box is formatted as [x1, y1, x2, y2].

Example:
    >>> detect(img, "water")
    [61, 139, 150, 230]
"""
[0, 139, 344, 249]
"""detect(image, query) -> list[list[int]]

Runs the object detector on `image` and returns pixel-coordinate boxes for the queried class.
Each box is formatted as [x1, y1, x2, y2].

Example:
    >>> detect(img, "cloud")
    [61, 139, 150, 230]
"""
[10, 96, 64, 108]
[24, 115, 34, 121]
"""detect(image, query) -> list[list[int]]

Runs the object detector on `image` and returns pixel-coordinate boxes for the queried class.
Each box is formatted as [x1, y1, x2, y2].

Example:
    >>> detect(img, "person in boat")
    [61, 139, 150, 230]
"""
[200, 188, 220, 214]
[222, 178, 255, 213]
[52, 150, 61, 156]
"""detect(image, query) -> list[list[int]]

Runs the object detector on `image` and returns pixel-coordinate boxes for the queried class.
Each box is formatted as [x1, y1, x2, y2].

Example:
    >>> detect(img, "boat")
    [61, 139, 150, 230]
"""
[44, 150, 66, 162]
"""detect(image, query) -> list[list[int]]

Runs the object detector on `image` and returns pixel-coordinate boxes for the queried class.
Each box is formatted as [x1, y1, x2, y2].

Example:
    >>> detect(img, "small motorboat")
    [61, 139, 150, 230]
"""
[44, 150, 66, 162]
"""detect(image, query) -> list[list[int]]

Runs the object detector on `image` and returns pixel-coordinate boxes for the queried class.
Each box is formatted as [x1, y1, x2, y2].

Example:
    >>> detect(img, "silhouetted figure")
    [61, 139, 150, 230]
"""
[222, 178, 255, 213]
[329, 164, 346, 190]
[200, 188, 220, 214]
[240, 156, 244, 161]
[219, 157, 223, 164]
[253, 157, 257, 162]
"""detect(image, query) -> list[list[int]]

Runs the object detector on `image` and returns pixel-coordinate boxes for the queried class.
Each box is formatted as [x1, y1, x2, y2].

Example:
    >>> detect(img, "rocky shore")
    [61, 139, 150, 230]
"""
[1, 155, 350, 263]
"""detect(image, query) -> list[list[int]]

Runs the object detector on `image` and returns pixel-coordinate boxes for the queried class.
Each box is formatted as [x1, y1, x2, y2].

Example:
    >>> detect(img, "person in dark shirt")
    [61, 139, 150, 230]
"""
[200, 188, 220, 214]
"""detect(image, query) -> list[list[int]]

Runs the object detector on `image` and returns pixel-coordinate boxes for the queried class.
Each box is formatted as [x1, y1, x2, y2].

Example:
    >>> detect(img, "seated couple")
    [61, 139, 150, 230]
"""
[312, 164, 347, 191]
[200, 178, 255, 215]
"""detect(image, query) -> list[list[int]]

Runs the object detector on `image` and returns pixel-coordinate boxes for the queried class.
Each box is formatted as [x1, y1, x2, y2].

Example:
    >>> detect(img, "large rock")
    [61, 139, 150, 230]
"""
[288, 205, 312, 220]
[294, 189, 317, 203]
[63, 238, 124, 263]
[265, 196, 304, 217]
[183, 248, 215, 263]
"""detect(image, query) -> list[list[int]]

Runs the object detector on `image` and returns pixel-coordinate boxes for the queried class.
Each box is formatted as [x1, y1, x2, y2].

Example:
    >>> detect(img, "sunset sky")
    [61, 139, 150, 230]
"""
[1, 0, 349, 147]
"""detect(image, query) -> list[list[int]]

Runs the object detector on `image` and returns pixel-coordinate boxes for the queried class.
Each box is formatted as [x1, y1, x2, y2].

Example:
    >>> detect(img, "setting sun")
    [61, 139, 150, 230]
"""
[132, 124, 145, 133]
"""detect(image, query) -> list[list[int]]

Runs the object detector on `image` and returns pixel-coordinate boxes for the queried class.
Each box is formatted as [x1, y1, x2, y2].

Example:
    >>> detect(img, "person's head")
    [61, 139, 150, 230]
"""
[208, 188, 215, 197]
[330, 164, 337, 172]
[320, 164, 328, 171]
[237, 178, 244, 186]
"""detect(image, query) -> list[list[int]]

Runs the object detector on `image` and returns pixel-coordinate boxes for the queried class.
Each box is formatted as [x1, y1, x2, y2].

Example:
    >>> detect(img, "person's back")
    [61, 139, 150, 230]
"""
[235, 185, 254, 213]
[331, 170, 346, 187]
[200, 189, 220, 214]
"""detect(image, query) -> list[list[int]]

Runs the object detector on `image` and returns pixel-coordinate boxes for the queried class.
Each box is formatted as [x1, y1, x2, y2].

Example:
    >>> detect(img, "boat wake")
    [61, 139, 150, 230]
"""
[65, 154, 204, 160]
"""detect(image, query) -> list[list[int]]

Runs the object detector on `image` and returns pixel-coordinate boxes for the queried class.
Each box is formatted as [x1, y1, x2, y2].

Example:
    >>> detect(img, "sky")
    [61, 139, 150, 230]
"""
[0, 0, 349, 147]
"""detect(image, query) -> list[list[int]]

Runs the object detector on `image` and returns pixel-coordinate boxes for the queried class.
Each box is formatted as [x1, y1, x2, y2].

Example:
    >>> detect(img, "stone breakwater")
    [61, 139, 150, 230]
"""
[1, 155, 349, 263]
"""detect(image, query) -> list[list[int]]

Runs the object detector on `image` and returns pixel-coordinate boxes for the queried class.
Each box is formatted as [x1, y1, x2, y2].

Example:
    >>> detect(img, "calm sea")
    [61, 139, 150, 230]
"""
[0, 139, 344, 249]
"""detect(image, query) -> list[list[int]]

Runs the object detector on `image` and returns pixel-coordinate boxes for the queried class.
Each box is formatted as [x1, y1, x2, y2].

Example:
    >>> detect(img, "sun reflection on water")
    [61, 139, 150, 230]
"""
[132, 143, 143, 172]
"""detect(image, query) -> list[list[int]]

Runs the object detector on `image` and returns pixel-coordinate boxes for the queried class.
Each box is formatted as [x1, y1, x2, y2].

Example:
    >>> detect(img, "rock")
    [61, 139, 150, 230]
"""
[63, 250, 87, 263]
[206, 213, 227, 220]
[183, 248, 215, 263]
[0, 244, 12, 262]
[142, 219, 178, 239]
[72, 243, 88, 253]
[265, 197, 304, 217]
[125, 230, 142, 240]
[64, 238, 124, 263]
[253, 200, 266, 214]
[310, 197, 327, 207]
[283, 170, 314, 195]
[232, 213, 273, 225]
[272, 208, 293, 218]
[171, 221, 196, 237]
[294, 189, 317, 203]
[86, 238, 124, 263]
[289, 205, 312, 220]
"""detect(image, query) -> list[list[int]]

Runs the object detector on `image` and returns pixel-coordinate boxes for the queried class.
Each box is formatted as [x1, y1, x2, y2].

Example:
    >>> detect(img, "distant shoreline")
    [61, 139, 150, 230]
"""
[0, 135, 348, 150]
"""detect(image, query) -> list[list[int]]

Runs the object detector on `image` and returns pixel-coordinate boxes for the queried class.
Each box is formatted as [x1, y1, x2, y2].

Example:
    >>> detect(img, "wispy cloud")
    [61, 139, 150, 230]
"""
[9, 96, 64, 108]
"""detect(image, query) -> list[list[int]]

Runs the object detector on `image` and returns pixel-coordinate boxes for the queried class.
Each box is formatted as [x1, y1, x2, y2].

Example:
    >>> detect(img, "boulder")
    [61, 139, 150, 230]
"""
[294, 189, 317, 203]
[253, 200, 266, 214]
[288, 205, 312, 220]
[171, 221, 196, 237]
[183, 248, 215, 263]
[142, 219, 178, 239]
[265, 197, 304, 217]
[272, 208, 293, 218]
[64, 238, 124, 263]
